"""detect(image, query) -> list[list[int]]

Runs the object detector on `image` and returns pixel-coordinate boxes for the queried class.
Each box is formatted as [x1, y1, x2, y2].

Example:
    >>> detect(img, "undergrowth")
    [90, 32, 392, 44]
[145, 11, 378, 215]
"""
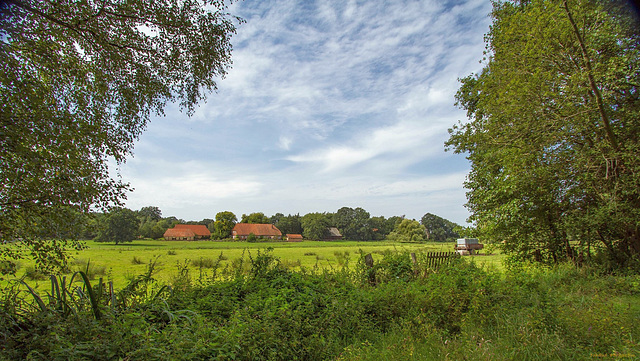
[1, 250, 638, 360]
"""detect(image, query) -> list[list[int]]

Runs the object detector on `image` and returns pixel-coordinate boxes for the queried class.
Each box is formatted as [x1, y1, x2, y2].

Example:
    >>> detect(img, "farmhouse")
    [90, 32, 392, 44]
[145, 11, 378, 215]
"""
[286, 234, 303, 242]
[164, 224, 211, 241]
[232, 223, 282, 240]
[324, 227, 343, 241]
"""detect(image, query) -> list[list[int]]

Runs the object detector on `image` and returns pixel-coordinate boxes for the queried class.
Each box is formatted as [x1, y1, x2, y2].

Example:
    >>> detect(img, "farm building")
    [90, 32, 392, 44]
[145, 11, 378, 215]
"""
[163, 224, 211, 241]
[286, 234, 303, 242]
[324, 227, 343, 241]
[232, 223, 282, 240]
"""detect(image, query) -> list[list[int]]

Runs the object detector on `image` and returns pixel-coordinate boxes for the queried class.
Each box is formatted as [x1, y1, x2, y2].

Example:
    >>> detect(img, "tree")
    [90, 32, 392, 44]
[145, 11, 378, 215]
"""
[447, 0, 640, 266]
[95, 208, 138, 245]
[272, 214, 303, 235]
[388, 219, 427, 243]
[212, 211, 237, 240]
[0, 0, 239, 272]
[333, 207, 373, 241]
[138, 207, 162, 222]
[301, 213, 330, 241]
[421, 213, 460, 242]
[241, 212, 270, 224]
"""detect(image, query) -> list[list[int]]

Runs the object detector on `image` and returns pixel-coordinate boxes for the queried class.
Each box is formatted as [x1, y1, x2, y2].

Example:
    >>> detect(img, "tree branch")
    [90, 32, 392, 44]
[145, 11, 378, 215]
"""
[562, 0, 620, 153]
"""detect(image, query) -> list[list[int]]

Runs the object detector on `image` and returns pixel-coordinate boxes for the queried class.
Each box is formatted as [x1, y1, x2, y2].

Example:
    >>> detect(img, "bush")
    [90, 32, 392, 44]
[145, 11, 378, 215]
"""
[192, 257, 216, 269]
[3, 250, 639, 360]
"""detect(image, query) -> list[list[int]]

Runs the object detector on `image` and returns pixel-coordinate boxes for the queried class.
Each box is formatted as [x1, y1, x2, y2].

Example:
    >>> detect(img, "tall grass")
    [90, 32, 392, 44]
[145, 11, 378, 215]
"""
[1, 250, 638, 360]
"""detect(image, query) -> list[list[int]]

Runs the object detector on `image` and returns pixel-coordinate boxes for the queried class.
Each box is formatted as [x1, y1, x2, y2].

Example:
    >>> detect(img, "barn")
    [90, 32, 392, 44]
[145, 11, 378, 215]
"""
[232, 223, 282, 240]
[164, 224, 211, 241]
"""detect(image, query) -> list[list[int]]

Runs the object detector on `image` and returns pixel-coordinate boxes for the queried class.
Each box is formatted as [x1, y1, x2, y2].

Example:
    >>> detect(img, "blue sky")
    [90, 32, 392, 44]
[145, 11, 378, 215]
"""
[119, 0, 492, 225]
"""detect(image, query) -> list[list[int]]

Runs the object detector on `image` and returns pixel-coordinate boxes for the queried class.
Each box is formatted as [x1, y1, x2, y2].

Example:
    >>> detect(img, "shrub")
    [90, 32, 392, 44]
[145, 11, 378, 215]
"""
[192, 257, 216, 269]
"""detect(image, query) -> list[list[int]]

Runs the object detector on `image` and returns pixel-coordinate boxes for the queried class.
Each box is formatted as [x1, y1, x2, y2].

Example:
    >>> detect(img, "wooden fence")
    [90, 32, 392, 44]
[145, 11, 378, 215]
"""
[363, 251, 460, 284]
[413, 251, 459, 269]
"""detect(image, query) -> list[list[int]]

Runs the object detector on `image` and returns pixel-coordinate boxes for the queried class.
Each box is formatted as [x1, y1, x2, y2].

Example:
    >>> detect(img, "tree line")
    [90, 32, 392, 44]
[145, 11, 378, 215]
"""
[85, 206, 461, 244]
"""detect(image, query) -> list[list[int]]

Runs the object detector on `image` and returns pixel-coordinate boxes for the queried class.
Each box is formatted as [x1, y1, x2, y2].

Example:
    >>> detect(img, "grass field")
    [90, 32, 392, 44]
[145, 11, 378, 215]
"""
[14, 239, 506, 290]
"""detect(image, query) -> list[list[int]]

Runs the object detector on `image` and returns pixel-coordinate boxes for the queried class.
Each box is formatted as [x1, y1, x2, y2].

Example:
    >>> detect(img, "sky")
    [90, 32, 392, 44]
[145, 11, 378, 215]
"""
[119, 0, 493, 225]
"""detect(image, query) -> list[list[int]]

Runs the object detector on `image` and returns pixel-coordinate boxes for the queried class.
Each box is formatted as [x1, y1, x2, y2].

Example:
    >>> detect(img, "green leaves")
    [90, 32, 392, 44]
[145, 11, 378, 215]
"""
[448, 0, 640, 266]
[95, 207, 138, 244]
[1, 0, 239, 271]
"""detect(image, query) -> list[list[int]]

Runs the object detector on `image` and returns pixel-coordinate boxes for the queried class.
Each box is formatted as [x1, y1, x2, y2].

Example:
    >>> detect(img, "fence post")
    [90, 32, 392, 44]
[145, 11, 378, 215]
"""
[364, 253, 376, 285]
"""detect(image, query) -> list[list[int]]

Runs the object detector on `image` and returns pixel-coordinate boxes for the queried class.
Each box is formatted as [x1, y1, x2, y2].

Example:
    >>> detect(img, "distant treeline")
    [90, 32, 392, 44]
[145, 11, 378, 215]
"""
[77, 206, 462, 244]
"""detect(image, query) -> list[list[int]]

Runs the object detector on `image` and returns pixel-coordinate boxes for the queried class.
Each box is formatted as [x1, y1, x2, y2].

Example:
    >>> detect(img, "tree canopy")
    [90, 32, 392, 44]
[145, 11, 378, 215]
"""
[333, 207, 373, 241]
[421, 213, 460, 242]
[212, 211, 237, 240]
[0, 0, 239, 272]
[447, 0, 640, 267]
[241, 212, 270, 224]
[95, 208, 138, 245]
[301, 213, 330, 241]
[388, 219, 427, 243]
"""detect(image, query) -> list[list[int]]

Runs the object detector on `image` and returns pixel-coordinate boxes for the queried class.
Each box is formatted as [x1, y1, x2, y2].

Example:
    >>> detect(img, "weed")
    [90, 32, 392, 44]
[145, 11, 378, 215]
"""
[281, 259, 302, 269]
[23, 265, 47, 281]
[192, 257, 215, 268]
[167, 250, 177, 255]
[131, 256, 145, 265]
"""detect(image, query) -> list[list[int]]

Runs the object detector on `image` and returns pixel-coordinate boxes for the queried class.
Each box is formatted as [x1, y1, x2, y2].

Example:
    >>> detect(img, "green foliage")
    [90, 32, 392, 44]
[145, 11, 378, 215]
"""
[301, 212, 331, 241]
[241, 212, 270, 224]
[421, 212, 460, 242]
[271, 213, 303, 236]
[192, 257, 217, 269]
[0, 0, 239, 273]
[388, 219, 427, 243]
[447, 0, 640, 267]
[95, 207, 138, 244]
[131, 256, 145, 265]
[333, 207, 374, 241]
[2, 251, 639, 360]
[246, 233, 258, 243]
[137, 206, 162, 221]
[212, 211, 237, 240]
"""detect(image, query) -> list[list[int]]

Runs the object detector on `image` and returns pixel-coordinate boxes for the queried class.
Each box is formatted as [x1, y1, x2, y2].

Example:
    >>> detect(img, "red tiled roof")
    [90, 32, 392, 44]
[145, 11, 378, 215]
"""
[232, 223, 282, 237]
[174, 224, 211, 237]
[286, 234, 303, 242]
[164, 228, 196, 238]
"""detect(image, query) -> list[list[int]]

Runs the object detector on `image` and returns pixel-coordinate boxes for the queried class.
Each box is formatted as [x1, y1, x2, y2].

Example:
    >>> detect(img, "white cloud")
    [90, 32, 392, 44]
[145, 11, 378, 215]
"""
[122, 0, 492, 225]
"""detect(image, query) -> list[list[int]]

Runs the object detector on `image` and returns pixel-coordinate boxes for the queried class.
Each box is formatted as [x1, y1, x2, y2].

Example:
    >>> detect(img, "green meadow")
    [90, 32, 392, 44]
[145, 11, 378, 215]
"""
[16, 239, 505, 291]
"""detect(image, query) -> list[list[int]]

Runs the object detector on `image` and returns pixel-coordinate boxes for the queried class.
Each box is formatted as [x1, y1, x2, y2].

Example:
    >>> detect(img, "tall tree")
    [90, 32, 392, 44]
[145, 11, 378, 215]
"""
[95, 208, 138, 245]
[241, 212, 270, 224]
[301, 213, 330, 241]
[138, 206, 162, 222]
[272, 214, 303, 235]
[213, 211, 237, 240]
[0, 0, 239, 272]
[447, 0, 640, 266]
[333, 207, 373, 241]
[388, 219, 427, 243]
[421, 213, 460, 242]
